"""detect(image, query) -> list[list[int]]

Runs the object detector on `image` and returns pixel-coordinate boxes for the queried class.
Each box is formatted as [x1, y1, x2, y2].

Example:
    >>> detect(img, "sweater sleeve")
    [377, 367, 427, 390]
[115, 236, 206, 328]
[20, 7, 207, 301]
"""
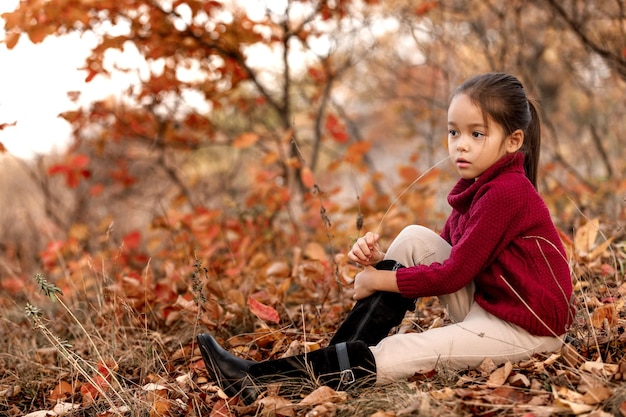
[395, 177, 527, 298]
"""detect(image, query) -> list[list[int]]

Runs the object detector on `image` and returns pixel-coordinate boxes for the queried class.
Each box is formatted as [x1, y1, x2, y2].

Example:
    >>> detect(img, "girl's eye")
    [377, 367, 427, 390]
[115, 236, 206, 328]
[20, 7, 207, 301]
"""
[448, 129, 458, 137]
[472, 131, 485, 138]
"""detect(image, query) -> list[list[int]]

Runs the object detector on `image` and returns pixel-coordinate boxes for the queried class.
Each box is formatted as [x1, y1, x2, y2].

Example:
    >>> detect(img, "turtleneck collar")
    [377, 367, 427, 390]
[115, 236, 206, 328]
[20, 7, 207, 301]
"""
[447, 152, 525, 213]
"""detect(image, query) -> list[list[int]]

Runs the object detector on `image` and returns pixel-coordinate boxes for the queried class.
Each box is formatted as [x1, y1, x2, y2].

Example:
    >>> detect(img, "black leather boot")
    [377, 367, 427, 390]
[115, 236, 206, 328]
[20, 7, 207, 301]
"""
[329, 259, 416, 346]
[197, 333, 260, 404]
[196, 334, 376, 405]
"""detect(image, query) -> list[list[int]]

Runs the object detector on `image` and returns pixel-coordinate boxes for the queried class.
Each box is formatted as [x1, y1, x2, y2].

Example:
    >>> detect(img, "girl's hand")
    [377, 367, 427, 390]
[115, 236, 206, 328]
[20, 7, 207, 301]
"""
[352, 266, 378, 300]
[347, 232, 385, 266]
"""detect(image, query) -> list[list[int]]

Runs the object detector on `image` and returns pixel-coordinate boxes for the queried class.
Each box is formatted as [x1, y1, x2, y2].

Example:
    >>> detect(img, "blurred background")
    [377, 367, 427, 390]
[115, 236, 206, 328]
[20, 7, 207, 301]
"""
[0, 0, 624, 300]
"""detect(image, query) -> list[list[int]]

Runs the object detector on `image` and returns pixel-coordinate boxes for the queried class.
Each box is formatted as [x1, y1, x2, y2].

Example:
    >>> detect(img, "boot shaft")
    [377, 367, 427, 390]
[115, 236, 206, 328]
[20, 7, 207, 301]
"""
[248, 340, 376, 392]
[329, 259, 415, 346]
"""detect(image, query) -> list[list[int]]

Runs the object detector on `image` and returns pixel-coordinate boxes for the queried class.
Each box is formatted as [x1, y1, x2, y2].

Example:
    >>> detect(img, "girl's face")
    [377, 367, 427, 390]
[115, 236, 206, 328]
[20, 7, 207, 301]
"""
[447, 93, 523, 180]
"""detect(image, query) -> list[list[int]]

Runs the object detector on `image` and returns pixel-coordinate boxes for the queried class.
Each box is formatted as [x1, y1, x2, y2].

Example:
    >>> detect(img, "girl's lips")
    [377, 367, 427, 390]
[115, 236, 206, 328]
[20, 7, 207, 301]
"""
[456, 159, 470, 169]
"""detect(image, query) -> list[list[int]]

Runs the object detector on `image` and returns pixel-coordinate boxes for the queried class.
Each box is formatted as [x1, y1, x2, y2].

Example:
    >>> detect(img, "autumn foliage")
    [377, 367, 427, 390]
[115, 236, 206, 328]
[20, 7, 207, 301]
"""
[1, 1, 626, 416]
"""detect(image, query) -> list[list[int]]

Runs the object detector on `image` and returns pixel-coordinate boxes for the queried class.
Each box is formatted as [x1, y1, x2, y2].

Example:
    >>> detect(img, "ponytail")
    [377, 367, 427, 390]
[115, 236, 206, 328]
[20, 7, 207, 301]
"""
[523, 100, 541, 189]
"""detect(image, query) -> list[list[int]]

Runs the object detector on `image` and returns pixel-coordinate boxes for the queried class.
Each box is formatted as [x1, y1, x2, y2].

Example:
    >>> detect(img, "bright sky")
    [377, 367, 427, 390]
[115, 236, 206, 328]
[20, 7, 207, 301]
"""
[0, 1, 138, 159]
[0, 0, 282, 159]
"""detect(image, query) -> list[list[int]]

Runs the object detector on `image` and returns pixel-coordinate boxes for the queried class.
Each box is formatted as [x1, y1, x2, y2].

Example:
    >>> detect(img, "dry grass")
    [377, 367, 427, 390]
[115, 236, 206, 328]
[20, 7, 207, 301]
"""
[2, 253, 625, 417]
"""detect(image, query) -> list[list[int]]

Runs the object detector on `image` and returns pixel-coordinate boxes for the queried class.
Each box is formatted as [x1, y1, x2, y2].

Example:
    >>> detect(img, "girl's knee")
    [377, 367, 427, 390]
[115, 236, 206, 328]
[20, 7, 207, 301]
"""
[386, 225, 450, 266]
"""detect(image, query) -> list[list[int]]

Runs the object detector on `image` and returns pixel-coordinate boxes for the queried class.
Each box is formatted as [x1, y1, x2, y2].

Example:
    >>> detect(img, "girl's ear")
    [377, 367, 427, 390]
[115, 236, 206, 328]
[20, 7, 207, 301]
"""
[506, 129, 524, 153]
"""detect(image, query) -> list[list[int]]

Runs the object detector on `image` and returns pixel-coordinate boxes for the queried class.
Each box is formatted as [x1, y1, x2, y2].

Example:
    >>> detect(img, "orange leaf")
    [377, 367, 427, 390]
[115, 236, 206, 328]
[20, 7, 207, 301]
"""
[0, 142, 6, 153]
[300, 166, 316, 188]
[50, 380, 73, 402]
[399, 165, 420, 183]
[5, 32, 19, 49]
[344, 140, 371, 164]
[247, 297, 280, 323]
[233, 132, 259, 148]
[590, 304, 617, 328]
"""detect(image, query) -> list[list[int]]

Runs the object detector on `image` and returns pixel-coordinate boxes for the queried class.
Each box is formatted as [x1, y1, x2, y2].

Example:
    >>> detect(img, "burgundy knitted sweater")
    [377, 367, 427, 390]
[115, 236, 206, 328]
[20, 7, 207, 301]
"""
[395, 152, 573, 336]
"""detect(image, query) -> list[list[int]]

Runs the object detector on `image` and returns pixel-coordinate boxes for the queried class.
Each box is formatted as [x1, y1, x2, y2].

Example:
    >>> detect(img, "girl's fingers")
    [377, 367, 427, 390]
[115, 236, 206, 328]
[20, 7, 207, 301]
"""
[348, 232, 381, 265]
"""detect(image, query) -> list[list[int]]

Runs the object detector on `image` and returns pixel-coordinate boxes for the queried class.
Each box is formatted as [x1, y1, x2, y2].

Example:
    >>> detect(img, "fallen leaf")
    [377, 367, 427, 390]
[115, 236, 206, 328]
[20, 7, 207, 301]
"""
[304, 242, 327, 261]
[429, 387, 455, 400]
[487, 362, 512, 387]
[248, 297, 280, 323]
[508, 373, 530, 388]
[266, 261, 291, 278]
[582, 385, 613, 405]
[478, 357, 497, 376]
[574, 219, 600, 255]
[580, 360, 619, 378]
[257, 395, 295, 416]
[52, 402, 81, 416]
[49, 380, 73, 402]
[22, 411, 51, 417]
[299, 386, 347, 406]
[590, 304, 618, 328]
[210, 398, 235, 417]
[552, 385, 595, 415]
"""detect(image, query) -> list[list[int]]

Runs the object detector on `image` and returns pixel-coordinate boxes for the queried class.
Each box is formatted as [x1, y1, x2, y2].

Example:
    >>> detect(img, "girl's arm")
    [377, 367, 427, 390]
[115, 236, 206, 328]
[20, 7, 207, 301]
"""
[352, 267, 399, 299]
[395, 180, 528, 298]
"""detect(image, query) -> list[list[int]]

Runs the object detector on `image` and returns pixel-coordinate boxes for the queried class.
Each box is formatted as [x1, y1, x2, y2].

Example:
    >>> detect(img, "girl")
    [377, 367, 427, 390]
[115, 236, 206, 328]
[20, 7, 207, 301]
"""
[196, 72, 574, 405]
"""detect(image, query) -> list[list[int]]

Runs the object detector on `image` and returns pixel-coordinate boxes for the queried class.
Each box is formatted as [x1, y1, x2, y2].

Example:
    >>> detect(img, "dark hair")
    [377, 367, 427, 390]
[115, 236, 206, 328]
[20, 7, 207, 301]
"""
[452, 72, 541, 188]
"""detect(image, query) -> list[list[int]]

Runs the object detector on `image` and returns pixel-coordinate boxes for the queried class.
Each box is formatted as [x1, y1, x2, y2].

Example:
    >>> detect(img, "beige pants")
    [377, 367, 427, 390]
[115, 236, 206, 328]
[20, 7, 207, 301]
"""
[371, 225, 564, 384]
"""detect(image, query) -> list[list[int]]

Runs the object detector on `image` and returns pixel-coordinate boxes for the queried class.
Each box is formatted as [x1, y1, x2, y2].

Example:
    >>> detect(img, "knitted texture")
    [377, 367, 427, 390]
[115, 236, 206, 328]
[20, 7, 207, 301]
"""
[395, 152, 573, 336]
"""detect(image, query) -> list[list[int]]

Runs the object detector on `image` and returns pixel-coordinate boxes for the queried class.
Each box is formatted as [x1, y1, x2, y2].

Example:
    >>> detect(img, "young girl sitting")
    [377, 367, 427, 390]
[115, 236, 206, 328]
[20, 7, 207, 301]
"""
[196, 72, 574, 405]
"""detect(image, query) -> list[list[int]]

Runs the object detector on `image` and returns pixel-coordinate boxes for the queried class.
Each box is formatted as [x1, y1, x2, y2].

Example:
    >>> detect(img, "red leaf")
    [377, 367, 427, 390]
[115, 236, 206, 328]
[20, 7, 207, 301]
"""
[325, 114, 349, 143]
[415, 1, 438, 16]
[247, 297, 280, 323]
[122, 230, 141, 251]
[71, 154, 90, 168]
[48, 154, 91, 188]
